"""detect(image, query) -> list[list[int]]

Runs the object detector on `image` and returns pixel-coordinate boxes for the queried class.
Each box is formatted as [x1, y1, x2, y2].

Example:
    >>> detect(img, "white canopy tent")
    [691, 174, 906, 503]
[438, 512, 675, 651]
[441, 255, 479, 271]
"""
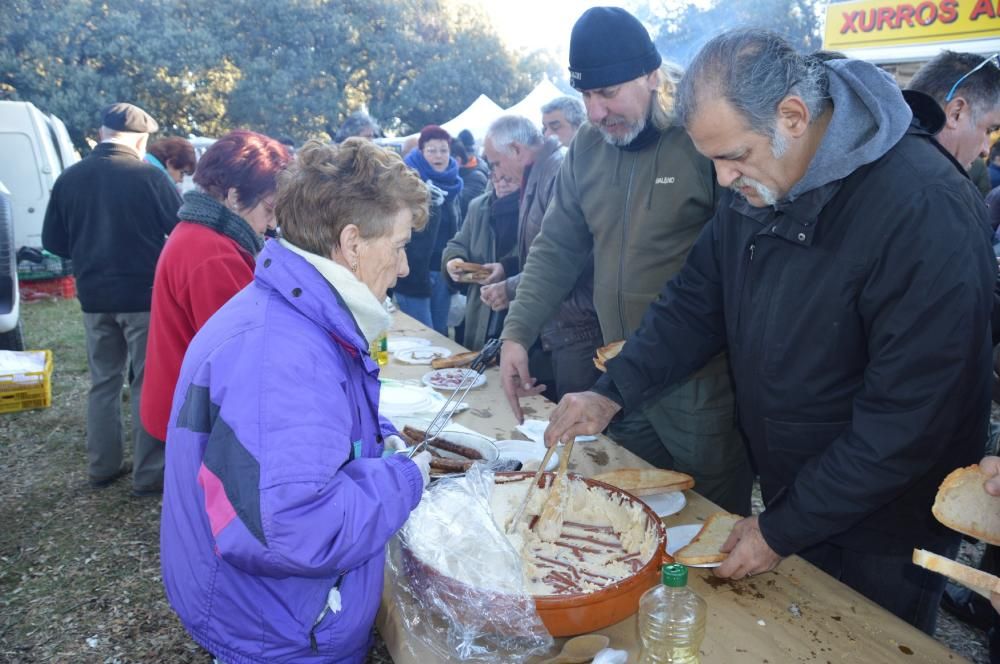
[440, 94, 504, 143]
[388, 80, 574, 152]
[502, 78, 569, 123]
[391, 94, 505, 147]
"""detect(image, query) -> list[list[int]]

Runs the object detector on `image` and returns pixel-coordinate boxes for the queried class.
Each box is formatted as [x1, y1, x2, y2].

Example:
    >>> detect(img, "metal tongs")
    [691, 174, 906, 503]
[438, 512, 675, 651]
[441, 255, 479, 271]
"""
[406, 338, 502, 458]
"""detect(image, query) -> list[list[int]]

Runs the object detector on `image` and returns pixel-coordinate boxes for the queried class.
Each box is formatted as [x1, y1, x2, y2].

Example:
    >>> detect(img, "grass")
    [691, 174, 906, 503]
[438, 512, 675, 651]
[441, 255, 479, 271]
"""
[0, 297, 989, 662]
[0, 298, 209, 662]
[0, 297, 394, 663]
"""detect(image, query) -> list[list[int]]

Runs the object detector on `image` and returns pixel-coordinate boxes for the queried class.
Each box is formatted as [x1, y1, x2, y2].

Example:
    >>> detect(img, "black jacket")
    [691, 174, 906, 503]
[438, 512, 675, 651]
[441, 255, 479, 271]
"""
[395, 195, 459, 298]
[42, 143, 180, 312]
[459, 161, 489, 223]
[596, 122, 994, 557]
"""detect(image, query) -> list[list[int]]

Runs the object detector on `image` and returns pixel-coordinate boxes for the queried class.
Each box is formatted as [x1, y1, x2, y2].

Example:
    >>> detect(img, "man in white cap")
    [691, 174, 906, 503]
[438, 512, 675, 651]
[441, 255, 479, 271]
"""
[499, 6, 752, 514]
[43, 102, 180, 496]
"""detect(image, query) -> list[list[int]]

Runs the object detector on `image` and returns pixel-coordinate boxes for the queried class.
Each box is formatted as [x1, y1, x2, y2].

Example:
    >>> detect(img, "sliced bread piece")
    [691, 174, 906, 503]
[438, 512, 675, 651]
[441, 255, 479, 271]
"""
[932, 464, 1000, 546]
[593, 468, 695, 496]
[593, 340, 625, 372]
[913, 548, 1000, 599]
[675, 512, 741, 565]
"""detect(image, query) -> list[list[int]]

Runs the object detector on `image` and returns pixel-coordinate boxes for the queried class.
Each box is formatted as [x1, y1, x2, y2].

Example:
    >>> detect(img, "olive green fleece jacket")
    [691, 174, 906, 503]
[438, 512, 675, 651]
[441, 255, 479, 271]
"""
[502, 122, 722, 350]
[441, 191, 518, 351]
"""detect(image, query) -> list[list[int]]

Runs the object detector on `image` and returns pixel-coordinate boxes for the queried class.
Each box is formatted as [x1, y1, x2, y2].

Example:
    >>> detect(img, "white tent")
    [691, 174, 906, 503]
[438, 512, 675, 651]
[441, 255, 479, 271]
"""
[503, 78, 569, 123]
[390, 94, 505, 147]
[440, 94, 504, 143]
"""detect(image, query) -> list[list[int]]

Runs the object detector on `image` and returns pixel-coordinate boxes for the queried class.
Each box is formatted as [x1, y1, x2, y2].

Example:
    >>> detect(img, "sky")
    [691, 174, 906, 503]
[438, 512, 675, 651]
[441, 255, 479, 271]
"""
[472, 0, 639, 59]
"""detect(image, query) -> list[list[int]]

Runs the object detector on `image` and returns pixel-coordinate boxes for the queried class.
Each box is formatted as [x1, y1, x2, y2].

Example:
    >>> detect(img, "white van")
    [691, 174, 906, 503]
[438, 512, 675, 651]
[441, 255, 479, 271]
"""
[0, 181, 22, 349]
[0, 101, 79, 251]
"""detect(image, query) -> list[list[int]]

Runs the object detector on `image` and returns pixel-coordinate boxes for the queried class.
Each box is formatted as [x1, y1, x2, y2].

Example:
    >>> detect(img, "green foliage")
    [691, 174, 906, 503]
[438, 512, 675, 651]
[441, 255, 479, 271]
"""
[637, 0, 825, 66]
[1, 0, 541, 149]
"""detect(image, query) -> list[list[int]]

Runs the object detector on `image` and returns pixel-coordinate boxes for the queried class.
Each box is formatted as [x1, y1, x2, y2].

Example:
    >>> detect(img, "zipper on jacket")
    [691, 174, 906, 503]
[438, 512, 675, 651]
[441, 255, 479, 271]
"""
[308, 580, 343, 652]
[618, 157, 638, 336]
[733, 238, 757, 339]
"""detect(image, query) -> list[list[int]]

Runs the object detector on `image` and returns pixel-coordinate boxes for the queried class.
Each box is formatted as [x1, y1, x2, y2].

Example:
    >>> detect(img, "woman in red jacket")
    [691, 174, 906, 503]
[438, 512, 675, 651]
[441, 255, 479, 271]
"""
[141, 131, 290, 457]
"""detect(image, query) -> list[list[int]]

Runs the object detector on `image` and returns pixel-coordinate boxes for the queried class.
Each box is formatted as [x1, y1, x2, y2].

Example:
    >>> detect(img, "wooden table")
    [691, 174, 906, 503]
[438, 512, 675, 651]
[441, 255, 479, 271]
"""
[376, 313, 966, 663]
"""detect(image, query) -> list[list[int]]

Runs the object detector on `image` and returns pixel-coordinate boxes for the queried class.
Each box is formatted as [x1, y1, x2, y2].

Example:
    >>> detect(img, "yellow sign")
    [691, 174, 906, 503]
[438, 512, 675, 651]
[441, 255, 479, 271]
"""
[824, 0, 1000, 49]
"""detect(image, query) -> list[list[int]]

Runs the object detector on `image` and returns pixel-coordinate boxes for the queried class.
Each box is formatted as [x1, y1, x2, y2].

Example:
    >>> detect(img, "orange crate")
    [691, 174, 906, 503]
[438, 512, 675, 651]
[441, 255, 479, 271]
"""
[0, 350, 54, 414]
[20, 276, 76, 301]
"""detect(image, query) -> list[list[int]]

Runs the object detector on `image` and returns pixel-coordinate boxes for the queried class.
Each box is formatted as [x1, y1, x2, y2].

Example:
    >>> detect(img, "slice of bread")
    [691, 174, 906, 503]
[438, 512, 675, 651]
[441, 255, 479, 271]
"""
[932, 464, 1000, 546]
[593, 340, 625, 372]
[593, 468, 695, 496]
[674, 512, 741, 565]
[431, 351, 480, 370]
[912, 548, 1000, 599]
[452, 260, 491, 284]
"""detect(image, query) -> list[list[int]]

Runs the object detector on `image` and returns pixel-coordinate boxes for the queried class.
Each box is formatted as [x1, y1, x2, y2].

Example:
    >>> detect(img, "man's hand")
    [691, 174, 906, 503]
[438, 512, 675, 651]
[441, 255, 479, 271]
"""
[480, 262, 505, 285]
[981, 456, 1000, 496]
[500, 340, 546, 423]
[445, 258, 467, 283]
[714, 516, 783, 580]
[544, 391, 621, 448]
[480, 282, 510, 311]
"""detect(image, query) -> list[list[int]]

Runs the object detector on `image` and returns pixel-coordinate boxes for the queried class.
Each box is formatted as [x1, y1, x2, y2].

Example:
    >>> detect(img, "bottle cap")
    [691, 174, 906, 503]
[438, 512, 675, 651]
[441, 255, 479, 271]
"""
[662, 563, 688, 587]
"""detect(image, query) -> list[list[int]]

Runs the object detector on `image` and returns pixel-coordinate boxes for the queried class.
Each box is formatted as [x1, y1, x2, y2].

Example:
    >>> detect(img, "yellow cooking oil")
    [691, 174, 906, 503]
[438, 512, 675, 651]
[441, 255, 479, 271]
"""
[637, 564, 706, 663]
[370, 333, 388, 367]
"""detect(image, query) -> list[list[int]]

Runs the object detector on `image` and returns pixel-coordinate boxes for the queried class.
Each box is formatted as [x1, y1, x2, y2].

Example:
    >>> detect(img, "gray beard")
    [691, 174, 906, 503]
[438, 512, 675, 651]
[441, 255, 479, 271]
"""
[732, 177, 779, 206]
[598, 116, 646, 147]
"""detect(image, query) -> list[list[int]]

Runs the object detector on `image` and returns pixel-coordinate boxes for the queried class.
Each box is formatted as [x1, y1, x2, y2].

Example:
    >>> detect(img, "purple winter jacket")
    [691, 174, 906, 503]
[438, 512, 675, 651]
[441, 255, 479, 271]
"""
[160, 240, 423, 663]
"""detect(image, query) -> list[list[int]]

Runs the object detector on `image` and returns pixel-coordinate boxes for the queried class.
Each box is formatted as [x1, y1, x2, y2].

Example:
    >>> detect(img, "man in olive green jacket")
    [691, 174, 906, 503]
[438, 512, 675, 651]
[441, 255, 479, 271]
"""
[442, 182, 520, 351]
[499, 6, 752, 514]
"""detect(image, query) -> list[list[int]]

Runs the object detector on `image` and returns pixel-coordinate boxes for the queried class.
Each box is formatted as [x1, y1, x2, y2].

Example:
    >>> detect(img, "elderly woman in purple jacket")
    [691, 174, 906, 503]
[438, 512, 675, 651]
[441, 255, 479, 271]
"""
[160, 138, 432, 663]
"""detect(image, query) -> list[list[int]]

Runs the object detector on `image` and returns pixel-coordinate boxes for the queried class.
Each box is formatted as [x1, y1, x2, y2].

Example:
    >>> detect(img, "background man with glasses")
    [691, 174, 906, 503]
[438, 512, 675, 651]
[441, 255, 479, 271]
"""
[907, 51, 1000, 172]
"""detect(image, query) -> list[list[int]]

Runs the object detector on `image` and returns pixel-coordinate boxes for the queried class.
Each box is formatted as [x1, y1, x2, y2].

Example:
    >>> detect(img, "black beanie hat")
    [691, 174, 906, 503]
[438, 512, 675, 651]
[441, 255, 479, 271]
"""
[569, 7, 662, 91]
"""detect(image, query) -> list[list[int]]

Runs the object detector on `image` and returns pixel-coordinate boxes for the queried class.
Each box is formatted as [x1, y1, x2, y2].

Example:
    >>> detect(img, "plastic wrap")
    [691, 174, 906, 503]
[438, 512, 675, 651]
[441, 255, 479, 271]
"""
[386, 464, 553, 661]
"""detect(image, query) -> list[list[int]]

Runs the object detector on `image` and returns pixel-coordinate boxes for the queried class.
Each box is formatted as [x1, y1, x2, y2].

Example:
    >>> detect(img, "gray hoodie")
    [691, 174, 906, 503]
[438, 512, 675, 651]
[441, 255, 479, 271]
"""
[787, 59, 912, 201]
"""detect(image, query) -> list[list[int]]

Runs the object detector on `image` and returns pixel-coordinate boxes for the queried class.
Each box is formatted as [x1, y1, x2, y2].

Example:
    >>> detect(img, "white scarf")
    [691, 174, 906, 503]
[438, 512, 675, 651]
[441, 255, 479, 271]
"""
[279, 239, 390, 344]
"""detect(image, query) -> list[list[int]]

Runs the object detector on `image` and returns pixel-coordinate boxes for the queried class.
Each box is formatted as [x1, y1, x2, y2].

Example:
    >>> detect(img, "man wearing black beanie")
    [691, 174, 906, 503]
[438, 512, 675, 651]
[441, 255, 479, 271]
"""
[499, 6, 752, 515]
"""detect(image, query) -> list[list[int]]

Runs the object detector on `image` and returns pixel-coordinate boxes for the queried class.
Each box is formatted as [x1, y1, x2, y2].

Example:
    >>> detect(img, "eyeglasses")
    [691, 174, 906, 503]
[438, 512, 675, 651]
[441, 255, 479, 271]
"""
[945, 53, 1000, 102]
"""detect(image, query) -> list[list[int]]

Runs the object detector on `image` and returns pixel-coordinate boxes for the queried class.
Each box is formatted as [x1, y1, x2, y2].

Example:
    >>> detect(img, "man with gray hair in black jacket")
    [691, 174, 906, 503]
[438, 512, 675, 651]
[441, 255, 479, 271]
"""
[546, 30, 995, 634]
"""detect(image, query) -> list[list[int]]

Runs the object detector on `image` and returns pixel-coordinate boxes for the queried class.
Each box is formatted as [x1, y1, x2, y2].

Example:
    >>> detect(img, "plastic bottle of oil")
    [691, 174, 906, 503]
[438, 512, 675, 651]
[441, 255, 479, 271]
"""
[369, 332, 388, 367]
[637, 564, 706, 663]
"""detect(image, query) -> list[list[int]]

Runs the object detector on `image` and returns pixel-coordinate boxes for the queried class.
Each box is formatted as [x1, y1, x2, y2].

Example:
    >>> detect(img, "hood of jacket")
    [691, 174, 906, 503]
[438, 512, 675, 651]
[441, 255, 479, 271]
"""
[787, 59, 912, 202]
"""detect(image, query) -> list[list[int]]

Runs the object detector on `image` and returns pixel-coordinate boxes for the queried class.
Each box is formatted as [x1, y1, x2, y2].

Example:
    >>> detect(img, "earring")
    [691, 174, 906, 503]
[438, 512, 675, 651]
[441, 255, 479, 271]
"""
[351, 262, 358, 273]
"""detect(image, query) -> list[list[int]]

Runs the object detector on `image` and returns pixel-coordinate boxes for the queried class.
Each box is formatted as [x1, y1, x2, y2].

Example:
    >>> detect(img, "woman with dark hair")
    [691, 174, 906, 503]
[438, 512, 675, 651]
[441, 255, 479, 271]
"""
[140, 130, 291, 449]
[146, 136, 196, 185]
[160, 138, 431, 663]
[393, 125, 463, 334]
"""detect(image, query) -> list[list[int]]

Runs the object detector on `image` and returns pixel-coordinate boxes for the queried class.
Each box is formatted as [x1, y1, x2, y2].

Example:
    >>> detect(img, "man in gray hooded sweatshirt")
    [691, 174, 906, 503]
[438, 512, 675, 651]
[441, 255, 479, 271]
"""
[545, 29, 994, 633]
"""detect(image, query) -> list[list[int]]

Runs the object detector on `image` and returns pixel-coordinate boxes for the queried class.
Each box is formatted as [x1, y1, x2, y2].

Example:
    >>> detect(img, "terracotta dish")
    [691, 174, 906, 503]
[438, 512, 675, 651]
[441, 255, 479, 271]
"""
[402, 472, 667, 637]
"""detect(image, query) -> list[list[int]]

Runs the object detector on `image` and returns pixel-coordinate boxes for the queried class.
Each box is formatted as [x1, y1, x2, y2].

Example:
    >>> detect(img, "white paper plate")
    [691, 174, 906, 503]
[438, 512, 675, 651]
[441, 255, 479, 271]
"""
[515, 419, 598, 444]
[394, 346, 452, 365]
[379, 385, 437, 416]
[386, 336, 432, 353]
[666, 524, 722, 568]
[640, 491, 687, 518]
[494, 439, 559, 471]
[422, 368, 486, 391]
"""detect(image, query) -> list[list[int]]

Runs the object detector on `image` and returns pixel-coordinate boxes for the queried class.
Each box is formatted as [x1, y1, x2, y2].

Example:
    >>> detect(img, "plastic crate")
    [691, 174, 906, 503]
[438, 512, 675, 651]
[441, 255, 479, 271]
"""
[17, 251, 72, 281]
[20, 275, 76, 301]
[0, 349, 53, 414]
